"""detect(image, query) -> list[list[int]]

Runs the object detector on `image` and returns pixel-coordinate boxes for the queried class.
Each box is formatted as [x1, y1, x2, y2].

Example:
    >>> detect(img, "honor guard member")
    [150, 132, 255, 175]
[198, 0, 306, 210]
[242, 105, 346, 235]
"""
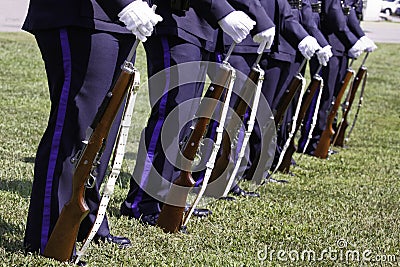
[217, 0, 321, 187]
[120, 0, 275, 225]
[22, 0, 162, 257]
[271, 0, 333, 173]
[297, 0, 372, 155]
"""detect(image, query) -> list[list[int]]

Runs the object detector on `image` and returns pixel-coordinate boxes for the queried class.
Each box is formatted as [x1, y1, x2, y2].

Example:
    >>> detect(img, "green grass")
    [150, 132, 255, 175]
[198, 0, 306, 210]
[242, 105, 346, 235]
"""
[1, 32, 399, 266]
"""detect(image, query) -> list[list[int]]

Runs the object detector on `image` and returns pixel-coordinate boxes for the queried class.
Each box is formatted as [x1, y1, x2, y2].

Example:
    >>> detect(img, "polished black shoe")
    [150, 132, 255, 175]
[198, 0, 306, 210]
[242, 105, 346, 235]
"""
[94, 234, 131, 248]
[328, 149, 339, 155]
[120, 202, 134, 219]
[75, 260, 87, 266]
[139, 213, 159, 226]
[268, 177, 290, 183]
[184, 204, 212, 218]
[230, 184, 260, 197]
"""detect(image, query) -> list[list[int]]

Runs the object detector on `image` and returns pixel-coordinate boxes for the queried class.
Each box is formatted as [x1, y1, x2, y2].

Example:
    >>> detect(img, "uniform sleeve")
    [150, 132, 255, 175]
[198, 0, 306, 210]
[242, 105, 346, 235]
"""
[336, 25, 359, 50]
[321, 0, 347, 32]
[280, 0, 309, 44]
[346, 7, 365, 38]
[94, 0, 136, 20]
[191, 0, 236, 28]
[227, 0, 275, 36]
[300, 0, 330, 47]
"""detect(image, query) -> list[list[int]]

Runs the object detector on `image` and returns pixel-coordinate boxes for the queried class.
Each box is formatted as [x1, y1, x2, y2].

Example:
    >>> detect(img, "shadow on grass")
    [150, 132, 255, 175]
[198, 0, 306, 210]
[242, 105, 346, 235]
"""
[0, 217, 24, 253]
[21, 157, 35, 163]
[0, 178, 32, 198]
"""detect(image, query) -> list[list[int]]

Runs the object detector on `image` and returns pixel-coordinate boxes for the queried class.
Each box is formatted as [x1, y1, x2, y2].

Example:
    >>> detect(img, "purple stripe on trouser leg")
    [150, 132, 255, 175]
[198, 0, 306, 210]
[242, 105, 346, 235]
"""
[131, 37, 170, 217]
[40, 28, 71, 252]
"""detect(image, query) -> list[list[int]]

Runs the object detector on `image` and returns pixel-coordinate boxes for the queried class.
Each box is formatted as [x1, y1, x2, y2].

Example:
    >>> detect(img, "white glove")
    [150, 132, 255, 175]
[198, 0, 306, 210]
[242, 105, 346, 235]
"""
[118, 0, 163, 42]
[360, 36, 377, 52]
[253, 27, 275, 53]
[218, 11, 256, 43]
[348, 39, 364, 58]
[298, 36, 321, 60]
[316, 45, 333, 66]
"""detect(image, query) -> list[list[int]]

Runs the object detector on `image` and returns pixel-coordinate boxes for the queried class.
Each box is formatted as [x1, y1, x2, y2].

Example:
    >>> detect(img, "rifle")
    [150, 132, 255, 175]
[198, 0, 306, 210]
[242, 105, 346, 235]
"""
[201, 50, 264, 201]
[74, 69, 140, 264]
[332, 52, 369, 147]
[314, 63, 355, 159]
[221, 63, 264, 198]
[273, 58, 307, 128]
[43, 40, 140, 262]
[156, 44, 236, 234]
[276, 65, 323, 173]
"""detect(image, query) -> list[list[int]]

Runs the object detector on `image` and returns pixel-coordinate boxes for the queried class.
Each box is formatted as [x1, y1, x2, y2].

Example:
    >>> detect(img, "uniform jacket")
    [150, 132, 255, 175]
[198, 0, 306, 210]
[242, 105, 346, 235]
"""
[224, 0, 309, 62]
[320, 0, 358, 56]
[23, 0, 134, 33]
[299, 0, 329, 48]
[149, 0, 275, 52]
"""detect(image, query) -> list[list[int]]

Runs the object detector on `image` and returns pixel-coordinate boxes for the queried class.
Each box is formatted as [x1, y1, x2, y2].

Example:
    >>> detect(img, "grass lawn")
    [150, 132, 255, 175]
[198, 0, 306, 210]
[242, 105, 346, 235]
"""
[0, 32, 399, 266]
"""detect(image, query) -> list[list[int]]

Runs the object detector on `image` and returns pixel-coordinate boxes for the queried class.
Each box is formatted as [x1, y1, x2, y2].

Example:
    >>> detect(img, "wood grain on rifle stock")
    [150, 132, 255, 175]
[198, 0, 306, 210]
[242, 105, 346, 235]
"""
[333, 66, 367, 147]
[43, 69, 135, 262]
[274, 74, 303, 128]
[314, 69, 354, 159]
[278, 74, 322, 173]
[206, 68, 261, 195]
[156, 64, 233, 233]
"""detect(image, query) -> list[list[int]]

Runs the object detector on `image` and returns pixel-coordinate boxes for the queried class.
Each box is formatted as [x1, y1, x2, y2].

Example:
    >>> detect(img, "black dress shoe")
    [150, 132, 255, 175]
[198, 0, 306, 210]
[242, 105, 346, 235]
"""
[230, 184, 260, 197]
[268, 177, 290, 183]
[94, 234, 131, 248]
[75, 260, 87, 266]
[139, 213, 159, 226]
[184, 205, 212, 218]
[120, 202, 134, 219]
[328, 149, 339, 155]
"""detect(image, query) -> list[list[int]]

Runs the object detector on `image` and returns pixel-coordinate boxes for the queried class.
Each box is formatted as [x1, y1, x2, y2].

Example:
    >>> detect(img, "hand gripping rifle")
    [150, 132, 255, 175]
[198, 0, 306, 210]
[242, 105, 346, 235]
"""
[332, 52, 369, 147]
[156, 43, 237, 234]
[274, 64, 323, 173]
[43, 40, 140, 262]
[314, 61, 355, 159]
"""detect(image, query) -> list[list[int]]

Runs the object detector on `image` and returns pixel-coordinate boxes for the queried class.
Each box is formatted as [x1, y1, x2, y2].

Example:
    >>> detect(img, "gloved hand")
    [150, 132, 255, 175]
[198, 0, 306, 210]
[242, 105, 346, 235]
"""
[218, 11, 256, 43]
[298, 36, 321, 60]
[118, 0, 163, 42]
[360, 36, 377, 52]
[348, 39, 364, 58]
[253, 27, 275, 53]
[316, 45, 333, 66]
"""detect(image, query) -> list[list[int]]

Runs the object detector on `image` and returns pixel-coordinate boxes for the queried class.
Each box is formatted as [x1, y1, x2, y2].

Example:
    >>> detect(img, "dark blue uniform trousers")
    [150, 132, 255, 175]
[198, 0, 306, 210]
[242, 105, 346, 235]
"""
[24, 27, 135, 253]
[122, 35, 212, 217]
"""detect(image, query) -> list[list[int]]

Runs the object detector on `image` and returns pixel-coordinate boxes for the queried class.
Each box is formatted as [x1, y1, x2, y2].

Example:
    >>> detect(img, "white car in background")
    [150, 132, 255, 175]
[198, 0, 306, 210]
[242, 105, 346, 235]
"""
[381, 0, 400, 15]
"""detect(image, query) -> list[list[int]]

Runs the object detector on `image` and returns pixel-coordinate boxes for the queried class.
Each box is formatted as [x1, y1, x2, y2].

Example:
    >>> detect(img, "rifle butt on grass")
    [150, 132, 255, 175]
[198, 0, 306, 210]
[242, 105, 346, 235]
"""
[314, 66, 355, 159]
[278, 66, 322, 172]
[156, 55, 235, 234]
[333, 53, 369, 147]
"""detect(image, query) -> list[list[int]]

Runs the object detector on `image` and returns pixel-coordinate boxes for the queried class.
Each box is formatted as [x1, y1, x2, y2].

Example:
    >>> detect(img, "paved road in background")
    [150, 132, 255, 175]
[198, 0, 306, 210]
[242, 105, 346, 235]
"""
[0, 0, 399, 43]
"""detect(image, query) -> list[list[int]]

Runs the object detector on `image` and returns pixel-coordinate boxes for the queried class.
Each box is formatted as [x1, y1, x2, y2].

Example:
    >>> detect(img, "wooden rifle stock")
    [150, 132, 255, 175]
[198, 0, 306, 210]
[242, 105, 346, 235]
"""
[278, 71, 322, 172]
[156, 63, 233, 233]
[314, 68, 354, 159]
[273, 59, 306, 128]
[208, 68, 261, 188]
[333, 65, 367, 147]
[43, 60, 136, 262]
